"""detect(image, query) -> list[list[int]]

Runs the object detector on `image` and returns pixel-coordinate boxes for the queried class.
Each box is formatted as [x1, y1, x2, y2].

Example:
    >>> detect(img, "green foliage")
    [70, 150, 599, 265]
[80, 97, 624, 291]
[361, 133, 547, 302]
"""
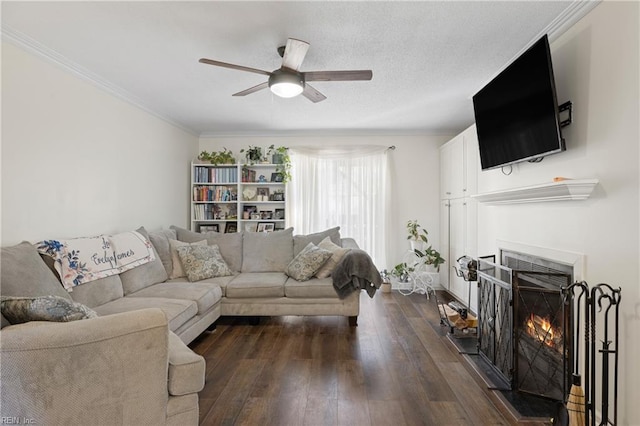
[198, 148, 235, 165]
[405, 219, 446, 272]
[267, 145, 292, 183]
[240, 146, 263, 164]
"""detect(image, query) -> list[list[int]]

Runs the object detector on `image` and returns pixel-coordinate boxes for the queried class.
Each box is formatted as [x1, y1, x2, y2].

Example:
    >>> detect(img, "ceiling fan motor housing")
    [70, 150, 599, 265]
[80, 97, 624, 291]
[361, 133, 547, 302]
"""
[268, 69, 305, 98]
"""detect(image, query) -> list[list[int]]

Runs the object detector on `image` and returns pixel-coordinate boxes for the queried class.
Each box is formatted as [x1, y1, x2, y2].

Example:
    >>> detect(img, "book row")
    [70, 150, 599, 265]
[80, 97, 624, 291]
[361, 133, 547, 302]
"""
[193, 185, 238, 202]
[193, 166, 238, 183]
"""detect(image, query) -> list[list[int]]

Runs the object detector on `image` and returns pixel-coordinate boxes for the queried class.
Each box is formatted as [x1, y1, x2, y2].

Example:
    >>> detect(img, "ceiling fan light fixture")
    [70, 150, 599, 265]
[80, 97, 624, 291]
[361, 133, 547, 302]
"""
[269, 71, 304, 98]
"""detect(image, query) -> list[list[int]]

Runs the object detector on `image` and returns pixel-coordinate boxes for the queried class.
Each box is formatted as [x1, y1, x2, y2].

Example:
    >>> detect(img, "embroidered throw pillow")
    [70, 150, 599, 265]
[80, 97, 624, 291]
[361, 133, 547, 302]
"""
[176, 244, 233, 282]
[0, 295, 98, 324]
[315, 236, 352, 279]
[285, 242, 332, 282]
[168, 239, 207, 279]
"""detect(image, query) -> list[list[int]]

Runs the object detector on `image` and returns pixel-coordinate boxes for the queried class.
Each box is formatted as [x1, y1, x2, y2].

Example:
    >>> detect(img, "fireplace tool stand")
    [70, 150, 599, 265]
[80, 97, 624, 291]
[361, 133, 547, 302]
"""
[562, 282, 621, 426]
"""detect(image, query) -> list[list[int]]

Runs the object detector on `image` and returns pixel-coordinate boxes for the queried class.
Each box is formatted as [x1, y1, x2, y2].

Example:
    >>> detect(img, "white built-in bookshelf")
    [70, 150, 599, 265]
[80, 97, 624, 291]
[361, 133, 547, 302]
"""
[191, 162, 286, 233]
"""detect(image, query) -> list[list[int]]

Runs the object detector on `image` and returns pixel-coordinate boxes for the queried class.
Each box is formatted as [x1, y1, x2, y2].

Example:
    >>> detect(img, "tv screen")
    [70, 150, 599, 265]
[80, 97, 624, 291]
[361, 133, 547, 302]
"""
[472, 35, 565, 171]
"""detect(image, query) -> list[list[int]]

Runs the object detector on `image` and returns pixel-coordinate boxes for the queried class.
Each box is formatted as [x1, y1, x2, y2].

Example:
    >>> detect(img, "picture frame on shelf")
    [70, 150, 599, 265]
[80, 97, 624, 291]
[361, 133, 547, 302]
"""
[200, 224, 219, 233]
[260, 210, 273, 220]
[225, 222, 238, 233]
[256, 222, 275, 233]
[271, 172, 284, 182]
[256, 187, 270, 201]
[274, 208, 285, 220]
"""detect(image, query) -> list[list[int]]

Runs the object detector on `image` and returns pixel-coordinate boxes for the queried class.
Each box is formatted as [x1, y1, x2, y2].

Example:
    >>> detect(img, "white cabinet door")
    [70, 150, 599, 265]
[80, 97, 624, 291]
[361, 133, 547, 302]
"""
[448, 198, 467, 301]
[440, 134, 464, 200]
[439, 199, 450, 290]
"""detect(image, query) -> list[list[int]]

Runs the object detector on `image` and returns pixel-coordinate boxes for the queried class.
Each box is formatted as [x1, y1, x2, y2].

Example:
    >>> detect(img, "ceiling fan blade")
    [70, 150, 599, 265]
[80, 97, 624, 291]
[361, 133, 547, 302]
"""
[199, 58, 271, 76]
[232, 82, 269, 97]
[302, 83, 327, 103]
[281, 38, 310, 71]
[304, 70, 373, 81]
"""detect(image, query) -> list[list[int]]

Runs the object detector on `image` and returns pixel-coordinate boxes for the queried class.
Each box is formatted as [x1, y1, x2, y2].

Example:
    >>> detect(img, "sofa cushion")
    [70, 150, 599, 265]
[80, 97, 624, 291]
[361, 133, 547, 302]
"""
[112, 227, 169, 295]
[176, 244, 233, 282]
[171, 225, 243, 273]
[241, 228, 294, 272]
[225, 273, 287, 298]
[0, 295, 98, 324]
[148, 228, 177, 277]
[284, 277, 340, 298]
[293, 227, 341, 256]
[167, 331, 205, 396]
[170, 275, 236, 297]
[69, 275, 125, 308]
[169, 239, 207, 279]
[129, 281, 222, 315]
[315, 236, 352, 279]
[92, 297, 197, 332]
[284, 243, 332, 281]
[0, 242, 71, 300]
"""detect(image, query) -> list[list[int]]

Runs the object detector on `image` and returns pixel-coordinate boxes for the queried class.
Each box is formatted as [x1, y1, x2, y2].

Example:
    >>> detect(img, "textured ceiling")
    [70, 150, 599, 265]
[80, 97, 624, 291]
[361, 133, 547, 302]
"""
[1, 1, 596, 136]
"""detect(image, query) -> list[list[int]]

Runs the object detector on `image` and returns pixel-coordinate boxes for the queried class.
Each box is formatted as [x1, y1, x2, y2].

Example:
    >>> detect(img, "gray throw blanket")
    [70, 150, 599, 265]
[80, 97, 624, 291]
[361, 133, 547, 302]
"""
[332, 249, 382, 299]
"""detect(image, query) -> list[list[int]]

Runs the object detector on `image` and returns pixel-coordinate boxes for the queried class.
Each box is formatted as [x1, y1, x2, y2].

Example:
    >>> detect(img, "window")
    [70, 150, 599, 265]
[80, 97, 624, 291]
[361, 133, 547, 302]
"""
[287, 146, 389, 267]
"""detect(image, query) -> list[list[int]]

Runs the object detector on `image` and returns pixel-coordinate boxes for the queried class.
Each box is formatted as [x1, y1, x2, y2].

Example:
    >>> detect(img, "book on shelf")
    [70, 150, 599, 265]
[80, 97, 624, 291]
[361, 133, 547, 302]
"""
[194, 166, 238, 184]
[192, 185, 237, 201]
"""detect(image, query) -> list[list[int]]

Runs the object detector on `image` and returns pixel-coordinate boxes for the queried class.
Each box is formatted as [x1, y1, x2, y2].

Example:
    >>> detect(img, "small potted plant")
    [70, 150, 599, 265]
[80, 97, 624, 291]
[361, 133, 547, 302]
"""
[198, 148, 235, 165]
[406, 219, 445, 272]
[267, 145, 292, 183]
[240, 146, 262, 165]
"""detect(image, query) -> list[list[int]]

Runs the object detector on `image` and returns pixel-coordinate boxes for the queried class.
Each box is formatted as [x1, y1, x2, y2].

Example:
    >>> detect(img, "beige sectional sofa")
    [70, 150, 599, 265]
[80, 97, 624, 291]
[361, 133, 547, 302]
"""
[0, 225, 376, 425]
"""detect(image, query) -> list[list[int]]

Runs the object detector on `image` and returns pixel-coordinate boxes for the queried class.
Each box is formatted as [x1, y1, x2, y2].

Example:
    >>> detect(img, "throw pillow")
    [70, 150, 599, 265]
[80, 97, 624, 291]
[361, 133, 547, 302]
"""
[293, 226, 341, 256]
[315, 236, 352, 279]
[242, 228, 294, 272]
[168, 239, 207, 279]
[285, 242, 332, 282]
[0, 295, 98, 324]
[176, 244, 233, 282]
[170, 225, 243, 272]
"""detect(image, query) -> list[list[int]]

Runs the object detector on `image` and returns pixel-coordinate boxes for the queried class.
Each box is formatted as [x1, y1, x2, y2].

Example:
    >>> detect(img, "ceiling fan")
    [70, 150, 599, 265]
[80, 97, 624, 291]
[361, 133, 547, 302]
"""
[199, 38, 373, 103]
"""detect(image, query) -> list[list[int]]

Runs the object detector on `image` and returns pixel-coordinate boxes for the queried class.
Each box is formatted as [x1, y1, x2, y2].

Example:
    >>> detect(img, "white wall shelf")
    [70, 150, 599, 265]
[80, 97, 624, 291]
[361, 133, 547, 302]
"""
[472, 179, 599, 205]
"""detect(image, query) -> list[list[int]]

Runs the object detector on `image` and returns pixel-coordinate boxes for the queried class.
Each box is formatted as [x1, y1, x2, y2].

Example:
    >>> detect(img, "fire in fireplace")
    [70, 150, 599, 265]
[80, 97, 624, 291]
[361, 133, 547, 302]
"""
[525, 313, 562, 349]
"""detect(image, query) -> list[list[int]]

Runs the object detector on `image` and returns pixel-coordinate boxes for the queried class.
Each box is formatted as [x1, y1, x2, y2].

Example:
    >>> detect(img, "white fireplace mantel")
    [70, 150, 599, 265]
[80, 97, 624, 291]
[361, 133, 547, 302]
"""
[471, 179, 599, 205]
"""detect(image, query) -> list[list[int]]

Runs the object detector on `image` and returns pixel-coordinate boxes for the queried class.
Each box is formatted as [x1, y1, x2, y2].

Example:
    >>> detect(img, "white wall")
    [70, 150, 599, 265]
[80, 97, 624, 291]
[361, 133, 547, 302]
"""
[199, 134, 450, 269]
[1, 42, 198, 245]
[475, 2, 638, 423]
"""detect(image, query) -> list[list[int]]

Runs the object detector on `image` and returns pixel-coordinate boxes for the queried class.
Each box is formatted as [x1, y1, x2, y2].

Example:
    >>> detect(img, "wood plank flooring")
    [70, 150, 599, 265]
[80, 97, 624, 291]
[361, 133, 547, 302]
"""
[189, 290, 546, 426]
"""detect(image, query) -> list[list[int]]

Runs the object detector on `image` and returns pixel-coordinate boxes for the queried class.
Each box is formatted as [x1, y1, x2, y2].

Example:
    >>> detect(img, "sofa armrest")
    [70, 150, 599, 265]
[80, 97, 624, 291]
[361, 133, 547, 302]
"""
[0, 308, 170, 425]
[341, 237, 360, 249]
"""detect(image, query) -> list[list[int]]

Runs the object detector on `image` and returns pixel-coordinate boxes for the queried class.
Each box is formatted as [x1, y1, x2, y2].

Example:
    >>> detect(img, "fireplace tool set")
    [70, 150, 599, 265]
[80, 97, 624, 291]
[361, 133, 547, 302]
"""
[562, 281, 621, 426]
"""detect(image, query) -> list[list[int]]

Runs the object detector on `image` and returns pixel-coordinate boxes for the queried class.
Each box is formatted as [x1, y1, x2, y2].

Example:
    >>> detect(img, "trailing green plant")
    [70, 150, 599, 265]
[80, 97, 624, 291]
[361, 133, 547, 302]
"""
[405, 219, 446, 272]
[240, 146, 263, 164]
[391, 262, 413, 282]
[198, 147, 235, 165]
[267, 144, 292, 183]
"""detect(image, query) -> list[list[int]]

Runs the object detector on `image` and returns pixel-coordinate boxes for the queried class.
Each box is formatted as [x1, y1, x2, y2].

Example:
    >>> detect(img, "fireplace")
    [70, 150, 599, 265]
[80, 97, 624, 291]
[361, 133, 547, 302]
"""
[477, 247, 575, 401]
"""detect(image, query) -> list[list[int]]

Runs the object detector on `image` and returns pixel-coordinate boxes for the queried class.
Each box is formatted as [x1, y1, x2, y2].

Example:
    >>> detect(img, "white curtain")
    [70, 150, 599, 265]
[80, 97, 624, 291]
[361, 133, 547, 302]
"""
[287, 145, 390, 268]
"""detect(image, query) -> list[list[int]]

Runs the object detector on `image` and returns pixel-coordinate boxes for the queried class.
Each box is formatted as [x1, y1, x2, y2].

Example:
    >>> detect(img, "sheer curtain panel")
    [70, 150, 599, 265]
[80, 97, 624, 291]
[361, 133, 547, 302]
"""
[287, 146, 389, 267]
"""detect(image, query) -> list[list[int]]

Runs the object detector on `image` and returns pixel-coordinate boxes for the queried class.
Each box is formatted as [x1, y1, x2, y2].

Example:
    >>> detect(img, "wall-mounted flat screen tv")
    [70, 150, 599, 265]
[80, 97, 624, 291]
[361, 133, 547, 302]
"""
[472, 34, 565, 171]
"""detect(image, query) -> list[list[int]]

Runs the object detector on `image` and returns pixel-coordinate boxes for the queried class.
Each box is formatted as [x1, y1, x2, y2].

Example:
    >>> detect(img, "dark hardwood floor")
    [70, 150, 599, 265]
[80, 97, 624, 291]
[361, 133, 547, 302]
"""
[190, 290, 548, 425]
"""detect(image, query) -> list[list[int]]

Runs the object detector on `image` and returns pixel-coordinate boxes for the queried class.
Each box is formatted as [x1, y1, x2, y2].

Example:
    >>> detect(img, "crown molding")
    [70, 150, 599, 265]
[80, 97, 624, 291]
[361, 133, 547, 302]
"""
[469, 0, 602, 98]
[1, 25, 197, 137]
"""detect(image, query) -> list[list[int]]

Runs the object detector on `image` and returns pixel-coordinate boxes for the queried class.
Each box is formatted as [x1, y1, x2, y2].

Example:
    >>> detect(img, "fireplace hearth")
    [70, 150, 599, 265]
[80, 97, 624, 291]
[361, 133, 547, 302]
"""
[477, 251, 573, 402]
